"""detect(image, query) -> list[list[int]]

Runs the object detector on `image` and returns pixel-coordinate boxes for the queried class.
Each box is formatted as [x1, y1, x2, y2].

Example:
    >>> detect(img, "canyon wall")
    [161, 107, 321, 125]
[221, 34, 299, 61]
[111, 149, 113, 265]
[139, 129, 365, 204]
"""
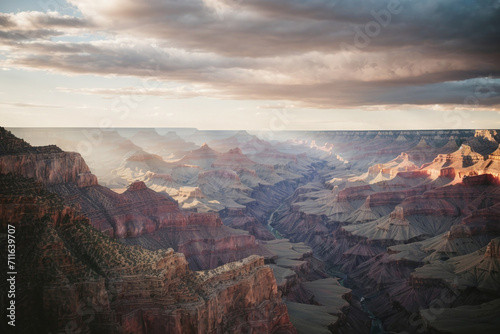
[0, 172, 296, 334]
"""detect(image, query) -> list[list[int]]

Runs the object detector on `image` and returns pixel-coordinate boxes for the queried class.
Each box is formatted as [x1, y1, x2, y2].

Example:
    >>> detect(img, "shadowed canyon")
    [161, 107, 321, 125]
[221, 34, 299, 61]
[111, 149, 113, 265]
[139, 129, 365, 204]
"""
[2, 127, 500, 334]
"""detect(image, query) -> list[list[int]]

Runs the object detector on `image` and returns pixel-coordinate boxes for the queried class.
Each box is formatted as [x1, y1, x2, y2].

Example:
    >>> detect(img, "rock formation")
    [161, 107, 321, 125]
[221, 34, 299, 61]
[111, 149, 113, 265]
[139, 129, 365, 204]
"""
[0, 173, 296, 334]
[263, 129, 500, 333]
[0, 127, 276, 272]
[6, 126, 500, 334]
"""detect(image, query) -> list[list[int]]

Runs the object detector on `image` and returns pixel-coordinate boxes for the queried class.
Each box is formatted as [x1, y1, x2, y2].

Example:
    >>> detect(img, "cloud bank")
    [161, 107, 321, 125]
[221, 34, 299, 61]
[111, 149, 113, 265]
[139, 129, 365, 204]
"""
[1, 0, 499, 111]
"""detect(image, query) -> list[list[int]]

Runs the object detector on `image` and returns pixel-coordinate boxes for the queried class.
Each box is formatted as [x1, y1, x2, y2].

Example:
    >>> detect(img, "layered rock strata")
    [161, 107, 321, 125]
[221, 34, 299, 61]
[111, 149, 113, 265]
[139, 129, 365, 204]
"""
[0, 172, 296, 334]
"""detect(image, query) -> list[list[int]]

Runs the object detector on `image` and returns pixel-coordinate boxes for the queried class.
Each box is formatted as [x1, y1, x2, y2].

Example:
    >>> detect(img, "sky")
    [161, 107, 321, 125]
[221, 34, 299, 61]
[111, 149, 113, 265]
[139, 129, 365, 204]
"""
[1, 0, 500, 130]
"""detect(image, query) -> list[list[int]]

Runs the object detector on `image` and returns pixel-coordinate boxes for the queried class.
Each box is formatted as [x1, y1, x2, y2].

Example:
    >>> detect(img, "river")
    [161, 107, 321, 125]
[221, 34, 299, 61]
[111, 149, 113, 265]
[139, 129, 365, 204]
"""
[266, 204, 284, 239]
[265, 200, 386, 333]
[326, 265, 386, 333]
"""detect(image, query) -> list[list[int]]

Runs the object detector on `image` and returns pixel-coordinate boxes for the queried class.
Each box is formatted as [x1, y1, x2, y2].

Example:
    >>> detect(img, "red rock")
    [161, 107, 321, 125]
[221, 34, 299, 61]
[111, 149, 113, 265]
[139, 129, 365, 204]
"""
[127, 180, 148, 191]
[485, 238, 500, 258]
[336, 185, 373, 202]
[211, 147, 259, 168]
[177, 143, 220, 168]
[126, 153, 164, 162]
[0, 151, 98, 187]
[1, 173, 297, 334]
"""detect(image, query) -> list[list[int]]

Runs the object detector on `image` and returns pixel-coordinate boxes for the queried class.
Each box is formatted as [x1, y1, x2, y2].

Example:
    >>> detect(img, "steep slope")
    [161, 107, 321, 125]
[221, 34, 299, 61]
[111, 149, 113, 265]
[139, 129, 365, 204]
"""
[266, 129, 500, 333]
[0, 128, 272, 271]
[8, 128, 150, 188]
[177, 143, 220, 169]
[8, 127, 500, 333]
[0, 173, 296, 334]
[412, 237, 500, 292]
[420, 298, 500, 334]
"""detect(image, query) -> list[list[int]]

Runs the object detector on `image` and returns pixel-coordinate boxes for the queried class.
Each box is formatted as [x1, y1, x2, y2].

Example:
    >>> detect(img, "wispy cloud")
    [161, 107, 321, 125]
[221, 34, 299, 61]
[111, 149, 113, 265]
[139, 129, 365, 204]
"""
[0, 101, 63, 108]
[56, 84, 220, 99]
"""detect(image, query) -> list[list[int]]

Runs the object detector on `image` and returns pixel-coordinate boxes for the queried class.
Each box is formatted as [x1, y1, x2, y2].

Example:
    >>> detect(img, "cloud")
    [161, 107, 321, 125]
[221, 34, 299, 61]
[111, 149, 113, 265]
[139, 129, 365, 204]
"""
[0, 0, 499, 111]
[56, 84, 220, 99]
[0, 101, 63, 108]
[0, 11, 90, 29]
[0, 11, 92, 41]
[65, 0, 500, 58]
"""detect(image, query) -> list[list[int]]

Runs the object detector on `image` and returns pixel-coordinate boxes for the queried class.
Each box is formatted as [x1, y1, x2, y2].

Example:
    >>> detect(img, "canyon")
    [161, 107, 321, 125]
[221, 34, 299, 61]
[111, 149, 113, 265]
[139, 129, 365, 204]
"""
[0, 127, 296, 333]
[2, 127, 500, 333]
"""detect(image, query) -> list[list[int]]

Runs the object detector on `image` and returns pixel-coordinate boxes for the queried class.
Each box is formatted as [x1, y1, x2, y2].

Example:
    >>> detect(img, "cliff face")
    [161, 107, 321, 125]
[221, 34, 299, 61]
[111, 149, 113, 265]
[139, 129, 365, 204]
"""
[112, 254, 296, 334]
[211, 147, 259, 168]
[7, 126, 500, 333]
[61, 177, 272, 270]
[0, 128, 276, 272]
[7, 127, 317, 240]
[0, 173, 296, 334]
[0, 127, 98, 187]
[0, 148, 98, 187]
[221, 209, 276, 240]
[122, 223, 274, 271]
[265, 129, 500, 333]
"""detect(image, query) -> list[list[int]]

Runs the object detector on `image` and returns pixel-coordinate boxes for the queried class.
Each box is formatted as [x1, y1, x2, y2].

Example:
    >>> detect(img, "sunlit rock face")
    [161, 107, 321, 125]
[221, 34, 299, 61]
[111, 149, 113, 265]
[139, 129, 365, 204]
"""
[0, 174, 296, 334]
[0, 127, 98, 188]
[0, 127, 273, 272]
[0, 128, 297, 334]
[262, 129, 500, 332]
[5, 126, 500, 333]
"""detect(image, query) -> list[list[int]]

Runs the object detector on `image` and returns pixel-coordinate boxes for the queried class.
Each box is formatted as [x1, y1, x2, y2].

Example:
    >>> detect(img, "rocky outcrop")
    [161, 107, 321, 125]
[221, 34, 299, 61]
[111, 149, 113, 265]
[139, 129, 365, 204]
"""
[411, 237, 500, 292]
[7, 126, 500, 334]
[263, 129, 500, 333]
[49, 179, 222, 238]
[0, 129, 276, 274]
[0, 151, 98, 187]
[424, 144, 485, 177]
[404, 138, 439, 166]
[0, 173, 296, 334]
[211, 147, 259, 168]
[54, 179, 270, 270]
[221, 207, 276, 240]
[1, 126, 36, 153]
[348, 153, 420, 185]
[122, 223, 274, 271]
[485, 237, 500, 258]
[177, 143, 220, 168]
[177, 186, 204, 199]
[0, 128, 99, 188]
